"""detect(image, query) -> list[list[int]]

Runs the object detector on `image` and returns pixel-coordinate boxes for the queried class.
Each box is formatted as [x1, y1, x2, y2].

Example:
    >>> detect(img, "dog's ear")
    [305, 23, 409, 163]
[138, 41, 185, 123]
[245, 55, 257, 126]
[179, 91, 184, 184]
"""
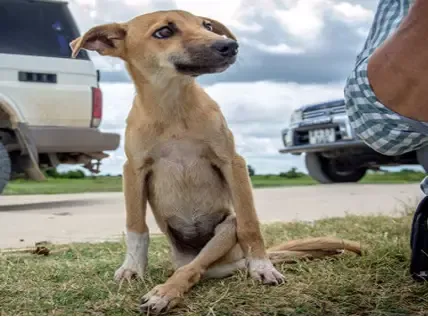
[199, 17, 237, 41]
[70, 23, 127, 58]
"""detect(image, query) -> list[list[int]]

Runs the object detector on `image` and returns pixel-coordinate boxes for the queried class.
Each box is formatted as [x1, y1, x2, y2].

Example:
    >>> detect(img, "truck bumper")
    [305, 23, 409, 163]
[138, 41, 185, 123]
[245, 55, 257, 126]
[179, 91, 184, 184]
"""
[28, 126, 120, 153]
[279, 140, 366, 154]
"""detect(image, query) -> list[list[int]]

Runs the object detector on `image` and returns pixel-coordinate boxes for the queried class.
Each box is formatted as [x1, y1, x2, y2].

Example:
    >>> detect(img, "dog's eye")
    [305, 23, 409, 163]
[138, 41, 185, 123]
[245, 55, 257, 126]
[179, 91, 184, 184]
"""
[153, 26, 174, 39]
[203, 21, 213, 32]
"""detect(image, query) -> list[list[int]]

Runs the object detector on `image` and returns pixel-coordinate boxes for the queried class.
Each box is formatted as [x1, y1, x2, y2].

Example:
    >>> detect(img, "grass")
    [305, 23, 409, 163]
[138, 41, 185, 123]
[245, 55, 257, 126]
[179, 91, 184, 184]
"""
[3, 177, 124, 195]
[3, 170, 426, 195]
[1, 211, 428, 315]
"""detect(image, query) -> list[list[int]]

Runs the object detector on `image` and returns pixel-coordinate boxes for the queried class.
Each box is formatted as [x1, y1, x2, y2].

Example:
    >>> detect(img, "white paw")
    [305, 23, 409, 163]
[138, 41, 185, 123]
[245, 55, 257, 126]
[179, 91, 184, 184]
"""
[114, 231, 149, 282]
[248, 258, 285, 285]
[114, 263, 144, 282]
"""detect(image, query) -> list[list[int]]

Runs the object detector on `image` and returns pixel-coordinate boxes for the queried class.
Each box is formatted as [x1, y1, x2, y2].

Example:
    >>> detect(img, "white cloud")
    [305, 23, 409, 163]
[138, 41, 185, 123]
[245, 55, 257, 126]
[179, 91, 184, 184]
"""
[174, 0, 242, 24]
[268, 0, 374, 45]
[275, 0, 327, 41]
[230, 21, 263, 33]
[333, 2, 374, 22]
[240, 38, 304, 55]
[73, 0, 95, 6]
[123, 0, 152, 6]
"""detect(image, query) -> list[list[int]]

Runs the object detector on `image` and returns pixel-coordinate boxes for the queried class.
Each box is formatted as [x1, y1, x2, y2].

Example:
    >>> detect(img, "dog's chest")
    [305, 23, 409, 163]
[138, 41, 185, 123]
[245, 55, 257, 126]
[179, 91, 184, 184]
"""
[150, 137, 208, 168]
[146, 135, 231, 225]
[148, 137, 223, 205]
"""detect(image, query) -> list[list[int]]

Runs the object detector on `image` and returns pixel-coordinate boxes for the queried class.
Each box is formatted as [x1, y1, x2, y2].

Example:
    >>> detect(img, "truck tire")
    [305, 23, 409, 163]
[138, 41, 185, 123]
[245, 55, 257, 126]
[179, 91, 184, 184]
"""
[305, 153, 367, 184]
[305, 153, 333, 184]
[0, 142, 11, 194]
[416, 145, 428, 173]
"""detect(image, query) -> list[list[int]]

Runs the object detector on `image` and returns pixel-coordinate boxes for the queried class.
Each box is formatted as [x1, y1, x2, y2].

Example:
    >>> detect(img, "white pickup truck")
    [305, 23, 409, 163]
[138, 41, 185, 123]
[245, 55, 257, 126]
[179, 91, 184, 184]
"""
[0, 0, 121, 193]
[280, 99, 428, 183]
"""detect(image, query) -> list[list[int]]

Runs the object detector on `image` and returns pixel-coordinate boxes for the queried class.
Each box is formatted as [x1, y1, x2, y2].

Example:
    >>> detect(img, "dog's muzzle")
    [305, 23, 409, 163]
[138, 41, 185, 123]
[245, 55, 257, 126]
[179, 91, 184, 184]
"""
[172, 39, 239, 76]
[211, 39, 239, 58]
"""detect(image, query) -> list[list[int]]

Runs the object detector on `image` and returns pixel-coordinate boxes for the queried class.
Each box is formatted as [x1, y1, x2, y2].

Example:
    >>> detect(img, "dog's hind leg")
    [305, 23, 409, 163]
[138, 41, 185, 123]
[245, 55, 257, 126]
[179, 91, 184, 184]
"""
[140, 214, 237, 314]
[216, 153, 285, 284]
[202, 249, 343, 279]
[203, 258, 247, 279]
[203, 244, 246, 279]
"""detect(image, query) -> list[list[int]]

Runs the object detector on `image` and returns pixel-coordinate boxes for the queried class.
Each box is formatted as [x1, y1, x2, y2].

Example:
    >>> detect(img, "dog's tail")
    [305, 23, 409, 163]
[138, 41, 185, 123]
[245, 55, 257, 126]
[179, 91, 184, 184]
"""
[266, 237, 362, 264]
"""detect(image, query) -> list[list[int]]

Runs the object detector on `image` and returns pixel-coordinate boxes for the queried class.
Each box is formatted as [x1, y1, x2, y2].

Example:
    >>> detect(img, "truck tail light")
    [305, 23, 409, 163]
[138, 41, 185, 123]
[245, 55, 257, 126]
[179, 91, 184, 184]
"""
[91, 87, 103, 128]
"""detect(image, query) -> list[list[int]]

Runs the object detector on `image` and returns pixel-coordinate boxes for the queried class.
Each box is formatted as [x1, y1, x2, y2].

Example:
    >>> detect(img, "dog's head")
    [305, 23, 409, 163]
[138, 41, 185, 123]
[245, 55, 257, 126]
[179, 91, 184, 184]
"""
[70, 10, 238, 78]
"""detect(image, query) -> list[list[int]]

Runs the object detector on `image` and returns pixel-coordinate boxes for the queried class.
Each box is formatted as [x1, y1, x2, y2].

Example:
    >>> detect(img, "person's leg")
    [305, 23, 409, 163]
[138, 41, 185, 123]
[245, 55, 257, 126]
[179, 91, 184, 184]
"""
[367, 0, 428, 122]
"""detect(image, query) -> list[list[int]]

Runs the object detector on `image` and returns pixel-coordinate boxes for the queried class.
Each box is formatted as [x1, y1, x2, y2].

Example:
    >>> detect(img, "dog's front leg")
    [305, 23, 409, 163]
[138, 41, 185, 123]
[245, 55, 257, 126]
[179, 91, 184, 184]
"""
[222, 154, 285, 285]
[140, 215, 237, 314]
[114, 161, 150, 282]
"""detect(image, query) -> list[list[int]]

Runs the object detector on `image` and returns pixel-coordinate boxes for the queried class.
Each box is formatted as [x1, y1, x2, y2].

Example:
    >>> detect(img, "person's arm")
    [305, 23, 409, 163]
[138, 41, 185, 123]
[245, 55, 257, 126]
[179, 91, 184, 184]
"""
[367, 0, 428, 121]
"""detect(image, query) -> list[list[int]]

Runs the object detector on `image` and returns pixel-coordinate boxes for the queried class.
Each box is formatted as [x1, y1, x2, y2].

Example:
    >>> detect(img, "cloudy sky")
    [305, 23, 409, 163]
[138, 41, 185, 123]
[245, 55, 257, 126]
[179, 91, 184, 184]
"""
[66, 0, 379, 175]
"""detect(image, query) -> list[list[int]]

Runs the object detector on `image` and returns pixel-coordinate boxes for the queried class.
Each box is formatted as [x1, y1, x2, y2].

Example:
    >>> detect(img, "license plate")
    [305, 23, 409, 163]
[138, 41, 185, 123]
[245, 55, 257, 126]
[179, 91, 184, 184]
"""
[308, 128, 336, 144]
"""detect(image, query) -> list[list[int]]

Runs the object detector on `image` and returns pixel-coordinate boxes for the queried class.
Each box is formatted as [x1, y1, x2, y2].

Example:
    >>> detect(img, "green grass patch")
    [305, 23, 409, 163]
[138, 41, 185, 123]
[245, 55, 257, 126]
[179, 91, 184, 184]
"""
[3, 170, 426, 195]
[1, 212, 427, 315]
[362, 170, 427, 184]
[3, 177, 123, 195]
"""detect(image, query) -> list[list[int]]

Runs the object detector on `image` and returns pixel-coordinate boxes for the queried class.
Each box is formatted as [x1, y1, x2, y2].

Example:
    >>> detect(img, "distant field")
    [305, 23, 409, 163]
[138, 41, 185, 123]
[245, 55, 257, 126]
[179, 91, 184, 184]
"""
[3, 170, 426, 195]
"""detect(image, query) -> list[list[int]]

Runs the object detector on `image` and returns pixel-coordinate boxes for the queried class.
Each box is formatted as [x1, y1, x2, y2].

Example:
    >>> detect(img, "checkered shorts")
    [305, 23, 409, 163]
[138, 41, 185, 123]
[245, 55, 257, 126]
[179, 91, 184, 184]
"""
[344, 60, 428, 157]
[343, 0, 428, 193]
[344, 0, 428, 157]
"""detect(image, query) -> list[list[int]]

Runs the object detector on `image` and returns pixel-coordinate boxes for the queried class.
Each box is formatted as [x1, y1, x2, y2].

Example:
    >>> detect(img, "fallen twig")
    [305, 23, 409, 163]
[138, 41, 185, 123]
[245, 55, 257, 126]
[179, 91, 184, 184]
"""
[1, 243, 69, 256]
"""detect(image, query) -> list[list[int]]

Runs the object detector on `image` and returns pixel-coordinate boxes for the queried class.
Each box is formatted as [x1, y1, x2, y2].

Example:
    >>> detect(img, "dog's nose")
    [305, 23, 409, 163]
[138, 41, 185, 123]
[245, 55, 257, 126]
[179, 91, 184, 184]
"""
[211, 39, 239, 57]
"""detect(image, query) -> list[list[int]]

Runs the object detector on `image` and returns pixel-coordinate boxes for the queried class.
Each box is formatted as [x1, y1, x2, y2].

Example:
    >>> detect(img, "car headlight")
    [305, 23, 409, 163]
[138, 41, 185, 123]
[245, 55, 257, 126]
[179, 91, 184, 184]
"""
[282, 129, 293, 146]
[289, 110, 302, 124]
[285, 131, 293, 146]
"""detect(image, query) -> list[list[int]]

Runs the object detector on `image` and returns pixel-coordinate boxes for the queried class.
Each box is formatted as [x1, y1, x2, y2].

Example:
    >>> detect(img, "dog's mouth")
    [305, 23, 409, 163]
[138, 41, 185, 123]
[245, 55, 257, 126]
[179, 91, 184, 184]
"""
[173, 56, 237, 76]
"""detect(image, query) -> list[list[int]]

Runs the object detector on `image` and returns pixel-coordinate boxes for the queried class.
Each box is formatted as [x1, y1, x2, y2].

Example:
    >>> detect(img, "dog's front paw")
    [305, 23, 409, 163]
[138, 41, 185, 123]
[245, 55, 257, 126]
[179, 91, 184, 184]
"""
[114, 263, 144, 282]
[114, 231, 149, 282]
[248, 258, 285, 285]
[140, 284, 182, 315]
[114, 256, 147, 282]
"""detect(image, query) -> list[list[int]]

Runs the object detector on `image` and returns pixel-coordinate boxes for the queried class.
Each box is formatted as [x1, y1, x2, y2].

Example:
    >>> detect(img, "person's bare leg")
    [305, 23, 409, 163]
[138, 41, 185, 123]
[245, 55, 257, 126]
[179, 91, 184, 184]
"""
[367, 0, 428, 121]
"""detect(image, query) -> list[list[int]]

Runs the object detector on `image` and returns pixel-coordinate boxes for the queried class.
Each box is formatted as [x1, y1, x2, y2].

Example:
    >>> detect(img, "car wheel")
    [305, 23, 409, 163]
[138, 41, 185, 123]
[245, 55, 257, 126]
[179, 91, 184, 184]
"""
[306, 153, 367, 184]
[0, 141, 11, 194]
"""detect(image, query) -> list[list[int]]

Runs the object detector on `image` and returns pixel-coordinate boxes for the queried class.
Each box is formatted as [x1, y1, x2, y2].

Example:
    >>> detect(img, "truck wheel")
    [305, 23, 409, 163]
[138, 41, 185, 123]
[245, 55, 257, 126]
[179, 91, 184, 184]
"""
[0, 142, 11, 194]
[305, 153, 367, 184]
[305, 153, 333, 184]
[416, 145, 428, 173]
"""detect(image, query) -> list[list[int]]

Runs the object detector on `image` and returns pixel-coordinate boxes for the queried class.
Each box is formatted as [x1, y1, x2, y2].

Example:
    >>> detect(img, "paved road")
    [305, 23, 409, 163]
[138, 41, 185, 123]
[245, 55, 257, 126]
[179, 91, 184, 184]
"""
[0, 184, 423, 249]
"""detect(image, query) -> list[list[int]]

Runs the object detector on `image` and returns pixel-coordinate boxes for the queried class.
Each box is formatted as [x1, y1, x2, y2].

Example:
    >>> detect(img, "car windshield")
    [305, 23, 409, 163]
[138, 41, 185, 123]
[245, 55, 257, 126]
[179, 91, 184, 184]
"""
[0, 0, 89, 60]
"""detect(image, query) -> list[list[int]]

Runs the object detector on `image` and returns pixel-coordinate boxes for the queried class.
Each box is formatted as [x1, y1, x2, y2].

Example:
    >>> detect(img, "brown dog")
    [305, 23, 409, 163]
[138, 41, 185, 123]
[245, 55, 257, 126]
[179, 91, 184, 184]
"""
[70, 10, 361, 314]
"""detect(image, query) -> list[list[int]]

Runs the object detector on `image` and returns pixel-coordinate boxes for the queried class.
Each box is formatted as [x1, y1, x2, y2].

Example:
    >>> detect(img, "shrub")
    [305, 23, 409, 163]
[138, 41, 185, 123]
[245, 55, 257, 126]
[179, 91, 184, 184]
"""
[279, 167, 304, 179]
[62, 170, 86, 179]
[248, 165, 255, 177]
[44, 168, 86, 179]
[45, 168, 60, 178]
